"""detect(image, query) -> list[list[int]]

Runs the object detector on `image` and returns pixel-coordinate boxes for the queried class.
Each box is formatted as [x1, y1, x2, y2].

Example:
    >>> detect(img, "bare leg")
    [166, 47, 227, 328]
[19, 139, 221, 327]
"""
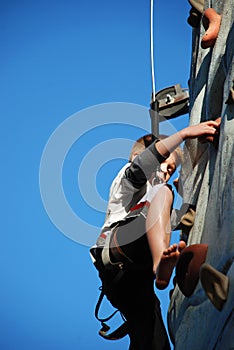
[201, 8, 221, 49]
[156, 241, 186, 290]
[146, 185, 173, 275]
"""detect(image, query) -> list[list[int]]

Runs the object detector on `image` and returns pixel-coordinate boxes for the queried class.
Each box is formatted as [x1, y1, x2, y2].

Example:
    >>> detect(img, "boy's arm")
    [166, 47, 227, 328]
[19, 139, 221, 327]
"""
[156, 120, 220, 158]
[125, 143, 167, 188]
[125, 120, 220, 190]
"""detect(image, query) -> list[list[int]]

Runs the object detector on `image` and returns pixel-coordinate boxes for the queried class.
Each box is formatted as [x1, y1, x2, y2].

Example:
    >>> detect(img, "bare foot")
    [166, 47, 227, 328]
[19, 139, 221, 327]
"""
[155, 241, 186, 290]
[201, 8, 221, 49]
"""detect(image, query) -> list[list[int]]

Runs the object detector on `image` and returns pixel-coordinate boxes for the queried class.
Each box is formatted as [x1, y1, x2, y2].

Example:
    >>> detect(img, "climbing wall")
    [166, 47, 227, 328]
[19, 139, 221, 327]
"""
[168, 0, 234, 348]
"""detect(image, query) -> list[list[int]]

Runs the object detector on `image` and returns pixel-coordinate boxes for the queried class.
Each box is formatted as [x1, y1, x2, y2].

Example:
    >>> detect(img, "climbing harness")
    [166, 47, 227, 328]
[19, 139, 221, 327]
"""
[92, 218, 150, 340]
[94, 286, 128, 340]
[91, 244, 129, 340]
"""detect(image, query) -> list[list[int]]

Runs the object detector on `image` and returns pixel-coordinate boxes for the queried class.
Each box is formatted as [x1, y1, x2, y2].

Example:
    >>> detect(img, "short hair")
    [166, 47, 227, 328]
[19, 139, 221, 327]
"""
[129, 133, 183, 165]
[129, 134, 156, 161]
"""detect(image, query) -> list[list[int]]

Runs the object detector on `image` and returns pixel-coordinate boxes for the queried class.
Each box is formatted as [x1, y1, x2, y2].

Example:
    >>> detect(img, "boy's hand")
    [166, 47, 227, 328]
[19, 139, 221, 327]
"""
[155, 118, 221, 158]
[181, 118, 221, 140]
[198, 118, 221, 148]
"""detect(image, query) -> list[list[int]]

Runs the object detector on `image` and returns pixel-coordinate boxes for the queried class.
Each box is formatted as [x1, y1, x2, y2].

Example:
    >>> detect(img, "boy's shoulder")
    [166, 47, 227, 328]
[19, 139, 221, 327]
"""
[109, 162, 131, 190]
[113, 162, 131, 181]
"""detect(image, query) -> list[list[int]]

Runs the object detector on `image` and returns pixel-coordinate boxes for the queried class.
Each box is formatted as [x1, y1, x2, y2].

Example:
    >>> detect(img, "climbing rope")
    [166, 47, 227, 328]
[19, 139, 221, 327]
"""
[150, 0, 156, 103]
[149, 0, 159, 137]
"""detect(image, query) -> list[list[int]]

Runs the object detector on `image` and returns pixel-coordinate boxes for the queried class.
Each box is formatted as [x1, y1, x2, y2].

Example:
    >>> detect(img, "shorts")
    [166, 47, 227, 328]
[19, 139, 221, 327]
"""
[108, 202, 152, 269]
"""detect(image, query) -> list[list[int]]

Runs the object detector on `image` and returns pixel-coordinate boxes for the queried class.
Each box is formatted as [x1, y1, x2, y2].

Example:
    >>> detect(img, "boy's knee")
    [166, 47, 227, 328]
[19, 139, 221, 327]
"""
[150, 184, 173, 207]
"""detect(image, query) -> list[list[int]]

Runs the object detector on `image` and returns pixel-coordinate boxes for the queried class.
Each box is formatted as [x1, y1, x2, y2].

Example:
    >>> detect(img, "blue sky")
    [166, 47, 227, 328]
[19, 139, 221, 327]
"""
[2, 1, 192, 349]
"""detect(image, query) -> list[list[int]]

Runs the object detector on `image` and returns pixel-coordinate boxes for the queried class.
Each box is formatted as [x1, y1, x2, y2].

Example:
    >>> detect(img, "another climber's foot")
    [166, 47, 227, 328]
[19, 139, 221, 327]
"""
[187, 7, 202, 28]
[156, 241, 186, 290]
[201, 8, 221, 49]
[188, 0, 204, 14]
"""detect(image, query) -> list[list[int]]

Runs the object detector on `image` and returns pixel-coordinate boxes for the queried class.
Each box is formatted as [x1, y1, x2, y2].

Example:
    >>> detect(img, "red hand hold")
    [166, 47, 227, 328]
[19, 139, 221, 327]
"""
[201, 8, 221, 49]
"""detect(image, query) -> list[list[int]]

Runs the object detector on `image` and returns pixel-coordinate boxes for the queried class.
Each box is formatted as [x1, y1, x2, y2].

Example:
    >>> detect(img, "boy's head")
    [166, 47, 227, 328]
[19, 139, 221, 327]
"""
[160, 148, 182, 182]
[129, 133, 183, 182]
[129, 134, 156, 161]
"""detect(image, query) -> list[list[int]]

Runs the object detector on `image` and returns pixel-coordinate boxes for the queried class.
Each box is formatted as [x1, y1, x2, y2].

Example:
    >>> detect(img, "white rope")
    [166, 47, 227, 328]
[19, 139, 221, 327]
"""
[150, 0, 156, 102]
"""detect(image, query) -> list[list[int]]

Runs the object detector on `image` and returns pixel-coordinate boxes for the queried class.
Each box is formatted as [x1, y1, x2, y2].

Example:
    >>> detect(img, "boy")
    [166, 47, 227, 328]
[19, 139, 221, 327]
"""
[91, 120, 220, 349]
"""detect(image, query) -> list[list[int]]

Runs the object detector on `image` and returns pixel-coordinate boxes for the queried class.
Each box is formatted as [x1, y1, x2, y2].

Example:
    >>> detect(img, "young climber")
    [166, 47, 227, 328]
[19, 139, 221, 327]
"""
[91, 120, 220, 350]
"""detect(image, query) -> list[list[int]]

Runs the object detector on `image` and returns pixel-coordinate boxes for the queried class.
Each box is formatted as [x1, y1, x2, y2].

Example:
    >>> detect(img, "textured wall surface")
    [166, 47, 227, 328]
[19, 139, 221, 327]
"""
[168, 1, 234, 348]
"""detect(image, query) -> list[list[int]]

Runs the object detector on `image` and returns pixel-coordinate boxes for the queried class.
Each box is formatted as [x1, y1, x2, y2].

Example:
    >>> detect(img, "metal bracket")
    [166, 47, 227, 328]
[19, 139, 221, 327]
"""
[149, 84, 189, 137]
[151, 84, 189, 119]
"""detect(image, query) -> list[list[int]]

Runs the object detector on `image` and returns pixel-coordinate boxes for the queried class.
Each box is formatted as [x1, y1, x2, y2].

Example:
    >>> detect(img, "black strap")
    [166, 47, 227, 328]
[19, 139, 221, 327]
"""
[95, 290, 119, 323]
[94, 289, 128, 341]
[99, 320, 129, 340]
